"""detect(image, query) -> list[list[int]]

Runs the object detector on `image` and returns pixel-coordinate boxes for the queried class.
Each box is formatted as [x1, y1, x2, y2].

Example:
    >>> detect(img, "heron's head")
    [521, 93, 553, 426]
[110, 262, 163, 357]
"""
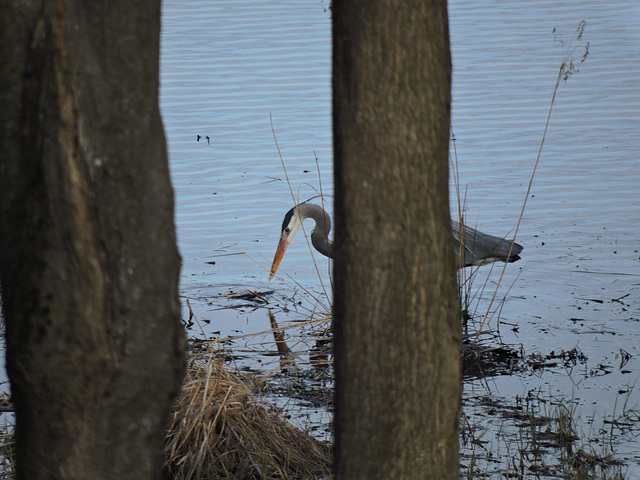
[269, 206, 303, 280]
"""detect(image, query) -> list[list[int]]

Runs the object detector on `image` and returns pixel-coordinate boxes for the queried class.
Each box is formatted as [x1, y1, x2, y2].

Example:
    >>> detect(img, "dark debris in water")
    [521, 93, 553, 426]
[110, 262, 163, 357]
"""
[462, 340, 522, 379]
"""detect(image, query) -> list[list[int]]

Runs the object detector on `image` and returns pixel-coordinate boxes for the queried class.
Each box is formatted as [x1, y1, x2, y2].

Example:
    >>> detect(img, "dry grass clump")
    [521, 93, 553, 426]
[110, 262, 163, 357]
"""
[164, 351, 331, 480]
[0, 427, 15, 478]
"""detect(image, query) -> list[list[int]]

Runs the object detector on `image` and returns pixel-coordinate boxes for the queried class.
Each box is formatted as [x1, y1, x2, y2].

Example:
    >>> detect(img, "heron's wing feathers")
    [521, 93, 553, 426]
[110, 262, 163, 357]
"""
[451, 220, 522, 267]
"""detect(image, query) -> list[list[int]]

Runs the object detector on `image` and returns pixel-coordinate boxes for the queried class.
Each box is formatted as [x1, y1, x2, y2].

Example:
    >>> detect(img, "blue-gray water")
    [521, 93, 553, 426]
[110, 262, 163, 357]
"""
[161, 0, 640, 473]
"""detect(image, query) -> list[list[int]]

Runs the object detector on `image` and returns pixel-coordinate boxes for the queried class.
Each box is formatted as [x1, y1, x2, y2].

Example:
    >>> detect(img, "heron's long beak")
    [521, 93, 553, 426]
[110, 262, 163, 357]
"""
[269, 235, 290, 280]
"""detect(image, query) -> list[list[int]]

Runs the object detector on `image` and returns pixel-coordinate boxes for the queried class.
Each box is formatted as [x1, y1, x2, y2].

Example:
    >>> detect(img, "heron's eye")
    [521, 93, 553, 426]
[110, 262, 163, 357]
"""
[284, 227, 290, 233]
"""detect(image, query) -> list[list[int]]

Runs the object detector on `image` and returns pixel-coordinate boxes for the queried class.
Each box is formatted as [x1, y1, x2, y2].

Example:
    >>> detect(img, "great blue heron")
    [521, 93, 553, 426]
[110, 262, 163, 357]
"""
[269, 202, 523, 280]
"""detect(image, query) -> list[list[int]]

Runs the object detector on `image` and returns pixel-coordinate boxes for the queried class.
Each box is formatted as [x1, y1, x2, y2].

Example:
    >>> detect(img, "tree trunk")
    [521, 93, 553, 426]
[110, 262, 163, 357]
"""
[0, 1, 185, 479]
[333, 1, 460, 478]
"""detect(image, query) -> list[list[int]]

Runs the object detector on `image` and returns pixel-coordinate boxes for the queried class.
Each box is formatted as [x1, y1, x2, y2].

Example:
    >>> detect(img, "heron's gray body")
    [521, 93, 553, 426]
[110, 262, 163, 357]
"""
[451, 220, 522, 267]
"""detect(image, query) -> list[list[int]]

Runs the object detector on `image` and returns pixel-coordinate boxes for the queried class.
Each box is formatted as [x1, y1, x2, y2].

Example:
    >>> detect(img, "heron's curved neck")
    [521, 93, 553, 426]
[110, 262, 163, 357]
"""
[298, 203, 333, 259]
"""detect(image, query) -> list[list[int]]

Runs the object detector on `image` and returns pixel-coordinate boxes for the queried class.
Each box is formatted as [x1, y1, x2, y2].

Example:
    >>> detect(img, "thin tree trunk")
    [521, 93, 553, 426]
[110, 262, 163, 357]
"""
[333, 1, 461, 478]
[0, 1, 185, 478]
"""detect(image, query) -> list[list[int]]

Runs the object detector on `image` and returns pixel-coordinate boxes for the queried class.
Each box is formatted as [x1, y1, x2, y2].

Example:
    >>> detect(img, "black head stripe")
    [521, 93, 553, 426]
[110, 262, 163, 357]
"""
[281, 207, 296, 232]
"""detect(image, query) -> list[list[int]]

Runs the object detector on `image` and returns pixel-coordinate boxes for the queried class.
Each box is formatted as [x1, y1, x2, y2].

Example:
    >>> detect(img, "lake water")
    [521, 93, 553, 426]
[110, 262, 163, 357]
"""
[160, 0, 640, 475]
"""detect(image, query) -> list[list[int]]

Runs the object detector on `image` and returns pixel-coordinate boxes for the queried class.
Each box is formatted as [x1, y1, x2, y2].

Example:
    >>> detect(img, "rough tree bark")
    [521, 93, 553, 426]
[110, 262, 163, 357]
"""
[333, 1, 461, 478]
[0, 1, 185, 479]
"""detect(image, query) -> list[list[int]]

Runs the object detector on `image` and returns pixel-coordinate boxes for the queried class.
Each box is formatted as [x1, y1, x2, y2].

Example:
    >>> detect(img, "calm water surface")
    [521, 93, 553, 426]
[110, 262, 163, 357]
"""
[161, 0, 640, 472]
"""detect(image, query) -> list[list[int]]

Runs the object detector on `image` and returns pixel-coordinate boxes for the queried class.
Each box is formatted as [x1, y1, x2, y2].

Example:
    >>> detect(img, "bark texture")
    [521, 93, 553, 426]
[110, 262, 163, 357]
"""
[0, 1, 185, 478]
[333, 1, 461, 478]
